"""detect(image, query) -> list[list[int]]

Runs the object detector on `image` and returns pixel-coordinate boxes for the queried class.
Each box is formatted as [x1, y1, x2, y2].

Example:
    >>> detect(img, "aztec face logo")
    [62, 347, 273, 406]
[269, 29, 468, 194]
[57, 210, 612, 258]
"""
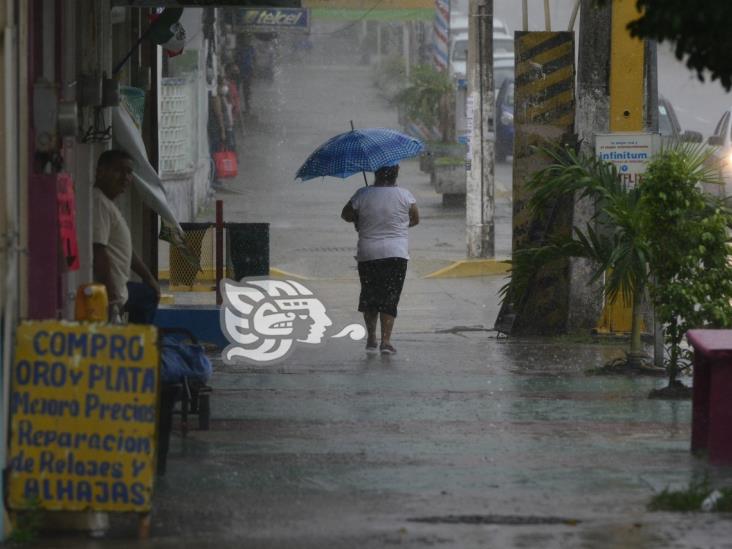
[221, 279, 365, 364]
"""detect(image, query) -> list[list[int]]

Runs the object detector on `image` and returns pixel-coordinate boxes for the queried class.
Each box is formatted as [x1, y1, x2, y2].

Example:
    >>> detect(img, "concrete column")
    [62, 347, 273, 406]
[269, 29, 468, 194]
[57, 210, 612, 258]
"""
[566, 0, 611, 332]
[0, 0, 19, 539]
[465, 0, 494, 258]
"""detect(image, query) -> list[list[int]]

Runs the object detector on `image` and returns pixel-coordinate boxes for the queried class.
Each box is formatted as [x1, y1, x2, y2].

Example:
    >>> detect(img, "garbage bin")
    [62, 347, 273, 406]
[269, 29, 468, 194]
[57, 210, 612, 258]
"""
[226, 222, 269, 280]
[169, 222, 214, 287]
[687, 329, 732, 465]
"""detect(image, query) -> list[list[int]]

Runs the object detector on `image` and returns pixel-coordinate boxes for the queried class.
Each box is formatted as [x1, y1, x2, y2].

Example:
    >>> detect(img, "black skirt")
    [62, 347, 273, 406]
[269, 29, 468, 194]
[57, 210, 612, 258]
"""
[357, 257, 408, 317]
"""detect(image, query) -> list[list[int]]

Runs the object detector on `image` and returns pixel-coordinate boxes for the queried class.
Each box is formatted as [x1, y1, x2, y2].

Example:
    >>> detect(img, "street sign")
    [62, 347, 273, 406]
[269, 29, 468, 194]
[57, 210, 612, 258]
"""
[238, 7, 310, 31]
[113, 1, 302, 6]
[8, 321, 159, 512]
[595, 132, 659, 185]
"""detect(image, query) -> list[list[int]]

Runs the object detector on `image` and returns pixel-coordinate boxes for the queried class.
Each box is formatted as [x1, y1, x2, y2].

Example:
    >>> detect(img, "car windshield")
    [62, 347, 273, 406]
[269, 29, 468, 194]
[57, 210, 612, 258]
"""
[658, 104, 674, 137]
[495, 66, 514, 92]
[494, 37, 514, 54]
[453, 39, 468, 61]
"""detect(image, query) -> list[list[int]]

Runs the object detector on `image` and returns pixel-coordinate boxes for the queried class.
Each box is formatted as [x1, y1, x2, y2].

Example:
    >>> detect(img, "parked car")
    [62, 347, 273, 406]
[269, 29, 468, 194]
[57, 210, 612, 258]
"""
[449, 31, 514, 87]
[449, 13, 511, 37]
[659, 95, 702, 145]
[495, 77, 514, 162]
[706, 107, 732, 196]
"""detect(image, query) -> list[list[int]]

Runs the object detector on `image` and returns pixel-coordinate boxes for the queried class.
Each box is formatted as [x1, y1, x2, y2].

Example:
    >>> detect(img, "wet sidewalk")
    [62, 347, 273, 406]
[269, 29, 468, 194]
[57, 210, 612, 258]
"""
[40, 273, 729, 548]
[130, 44, 732, 547]
[149, 276, 732, 548]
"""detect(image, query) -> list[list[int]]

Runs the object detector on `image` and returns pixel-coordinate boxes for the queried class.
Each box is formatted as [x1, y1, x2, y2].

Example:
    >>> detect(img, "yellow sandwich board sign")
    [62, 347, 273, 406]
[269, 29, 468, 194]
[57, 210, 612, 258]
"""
[8, 321, 159, 512]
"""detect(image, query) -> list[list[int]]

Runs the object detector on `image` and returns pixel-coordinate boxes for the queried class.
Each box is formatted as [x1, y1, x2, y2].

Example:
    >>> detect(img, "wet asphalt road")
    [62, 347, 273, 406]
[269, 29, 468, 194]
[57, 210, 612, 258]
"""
[42, 20, 732, 548]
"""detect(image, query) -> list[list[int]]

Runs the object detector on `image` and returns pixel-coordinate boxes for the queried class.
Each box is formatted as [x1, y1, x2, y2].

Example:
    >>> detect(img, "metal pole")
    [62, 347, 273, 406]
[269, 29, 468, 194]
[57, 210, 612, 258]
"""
[544, 0, 551, 31]
[568, 0, 581, 31]
[216, 200, 223, 305]
[522, 0, 528, 31]
[350, 120, 369, 186]
[403, 21, 410, 80]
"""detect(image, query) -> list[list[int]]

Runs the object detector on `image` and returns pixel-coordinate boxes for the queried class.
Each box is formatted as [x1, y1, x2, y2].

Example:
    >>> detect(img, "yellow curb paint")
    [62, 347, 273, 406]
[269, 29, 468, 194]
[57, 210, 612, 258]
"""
[423, 259, 511, 279]
[269, 267, 311, 281]
[161, 268, 310, 284]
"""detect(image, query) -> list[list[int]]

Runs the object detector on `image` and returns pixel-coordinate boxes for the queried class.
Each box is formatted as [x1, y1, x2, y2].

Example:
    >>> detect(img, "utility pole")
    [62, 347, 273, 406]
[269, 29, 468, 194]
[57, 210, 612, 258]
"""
[465, 0, 493, 258]
[567, 0, 611, 332]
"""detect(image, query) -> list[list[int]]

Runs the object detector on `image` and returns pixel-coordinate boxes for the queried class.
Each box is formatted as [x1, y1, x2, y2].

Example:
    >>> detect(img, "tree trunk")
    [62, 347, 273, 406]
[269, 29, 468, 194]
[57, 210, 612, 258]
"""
[628, 285, 644, 367]
[667, 322, 680, 384]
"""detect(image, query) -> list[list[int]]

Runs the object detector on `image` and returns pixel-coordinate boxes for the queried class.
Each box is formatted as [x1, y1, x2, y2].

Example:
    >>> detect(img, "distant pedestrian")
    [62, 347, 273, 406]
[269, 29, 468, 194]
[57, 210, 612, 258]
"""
[235, 34, 255, 113]
[341, 164, 419, 355]
[217, 75, 236, 152]
[225, 62, 243, 132]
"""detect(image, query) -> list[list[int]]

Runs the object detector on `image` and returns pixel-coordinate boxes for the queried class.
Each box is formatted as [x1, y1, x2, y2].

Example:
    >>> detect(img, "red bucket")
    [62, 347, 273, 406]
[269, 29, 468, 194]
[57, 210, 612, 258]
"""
[214, 150, 238, 179]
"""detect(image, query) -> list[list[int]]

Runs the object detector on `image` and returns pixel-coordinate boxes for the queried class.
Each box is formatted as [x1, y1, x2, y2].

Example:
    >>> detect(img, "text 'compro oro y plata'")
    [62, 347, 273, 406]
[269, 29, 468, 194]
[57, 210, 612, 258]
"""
[8, 321, 159, 512]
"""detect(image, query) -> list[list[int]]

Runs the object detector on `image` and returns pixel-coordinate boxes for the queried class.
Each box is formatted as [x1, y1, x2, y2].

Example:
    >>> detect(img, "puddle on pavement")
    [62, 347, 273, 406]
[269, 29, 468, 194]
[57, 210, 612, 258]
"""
[408, 514, 579, 525]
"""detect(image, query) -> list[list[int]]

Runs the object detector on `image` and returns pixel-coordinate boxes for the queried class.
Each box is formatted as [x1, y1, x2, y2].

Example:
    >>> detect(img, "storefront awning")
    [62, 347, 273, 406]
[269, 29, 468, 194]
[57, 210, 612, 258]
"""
[112, 106, 183, 234]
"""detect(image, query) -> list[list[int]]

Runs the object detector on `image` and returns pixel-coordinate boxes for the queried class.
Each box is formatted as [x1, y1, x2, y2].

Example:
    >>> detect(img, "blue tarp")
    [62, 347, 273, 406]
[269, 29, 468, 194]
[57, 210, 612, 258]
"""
[160, 334, 213, 385]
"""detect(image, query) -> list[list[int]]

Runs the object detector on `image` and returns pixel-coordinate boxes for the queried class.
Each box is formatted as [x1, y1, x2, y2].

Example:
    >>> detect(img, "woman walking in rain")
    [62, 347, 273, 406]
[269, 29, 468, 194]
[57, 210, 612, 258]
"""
[341, 164, 419, 354]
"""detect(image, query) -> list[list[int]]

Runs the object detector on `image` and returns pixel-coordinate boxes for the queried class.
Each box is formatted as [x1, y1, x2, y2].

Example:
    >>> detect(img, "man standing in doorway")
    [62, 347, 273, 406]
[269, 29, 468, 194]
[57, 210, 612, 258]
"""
[92, 149, 160, 323]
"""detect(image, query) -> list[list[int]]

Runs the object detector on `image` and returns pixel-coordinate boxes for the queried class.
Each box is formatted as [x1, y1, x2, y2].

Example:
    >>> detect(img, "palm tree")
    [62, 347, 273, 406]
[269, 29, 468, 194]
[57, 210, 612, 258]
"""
[503, 146, 650, 364]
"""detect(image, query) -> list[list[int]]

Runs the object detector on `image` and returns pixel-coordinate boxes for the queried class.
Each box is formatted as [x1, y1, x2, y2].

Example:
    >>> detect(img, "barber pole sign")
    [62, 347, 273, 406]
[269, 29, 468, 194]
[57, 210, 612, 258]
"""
[433, 0, 449, 71]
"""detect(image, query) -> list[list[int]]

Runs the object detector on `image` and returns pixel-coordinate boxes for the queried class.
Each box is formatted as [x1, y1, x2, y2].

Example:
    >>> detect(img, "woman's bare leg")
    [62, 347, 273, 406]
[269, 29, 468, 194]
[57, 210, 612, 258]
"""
[364, 311, 378, 346]
[380, 312, 395, 346]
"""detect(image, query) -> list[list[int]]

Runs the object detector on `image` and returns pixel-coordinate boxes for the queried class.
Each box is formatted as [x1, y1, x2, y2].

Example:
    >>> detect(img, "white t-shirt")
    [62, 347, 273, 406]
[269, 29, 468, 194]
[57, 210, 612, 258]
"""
[92, 188, 132, 306]
[349, 186, 416, 261]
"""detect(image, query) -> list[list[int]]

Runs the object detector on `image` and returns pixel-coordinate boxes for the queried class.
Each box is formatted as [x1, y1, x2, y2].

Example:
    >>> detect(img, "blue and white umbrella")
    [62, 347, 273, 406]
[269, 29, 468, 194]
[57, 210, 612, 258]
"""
[295, 127, 424, 183]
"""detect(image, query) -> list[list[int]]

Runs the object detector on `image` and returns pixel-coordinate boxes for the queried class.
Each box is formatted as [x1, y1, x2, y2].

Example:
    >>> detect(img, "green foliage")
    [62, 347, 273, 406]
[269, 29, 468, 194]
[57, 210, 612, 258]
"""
[596, 0, 732, 91]
[374, 54, 408, 103]
[502, 146, 649, 355]
[9, 498, 43, 543]
[395, 65, 454, 142]
[503, 142, 732, 382]
[640, 144, 732, 382]
[433, 155, 464, 167]
[648, 478, 732, 512]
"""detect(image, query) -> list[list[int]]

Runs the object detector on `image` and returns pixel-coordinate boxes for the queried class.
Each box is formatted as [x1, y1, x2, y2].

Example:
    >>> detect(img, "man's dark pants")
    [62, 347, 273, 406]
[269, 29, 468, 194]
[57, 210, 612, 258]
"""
[125, 281, 159, 324]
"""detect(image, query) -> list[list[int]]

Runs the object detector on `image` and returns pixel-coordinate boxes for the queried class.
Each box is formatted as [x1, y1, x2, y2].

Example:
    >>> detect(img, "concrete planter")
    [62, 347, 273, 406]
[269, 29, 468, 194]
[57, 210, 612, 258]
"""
[431, 162, 467, 196]
[420, 142, 466, 173]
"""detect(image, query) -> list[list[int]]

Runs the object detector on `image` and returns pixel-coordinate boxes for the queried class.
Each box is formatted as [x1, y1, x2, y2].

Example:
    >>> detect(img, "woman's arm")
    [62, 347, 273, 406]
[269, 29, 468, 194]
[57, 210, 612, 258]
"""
[341, 201, 357, 222]
[409, 203, 420, 227]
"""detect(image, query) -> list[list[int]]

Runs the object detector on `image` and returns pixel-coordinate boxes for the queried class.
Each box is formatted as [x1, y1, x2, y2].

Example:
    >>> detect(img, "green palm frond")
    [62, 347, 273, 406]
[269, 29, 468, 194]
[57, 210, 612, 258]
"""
[510, 145, 650, 306]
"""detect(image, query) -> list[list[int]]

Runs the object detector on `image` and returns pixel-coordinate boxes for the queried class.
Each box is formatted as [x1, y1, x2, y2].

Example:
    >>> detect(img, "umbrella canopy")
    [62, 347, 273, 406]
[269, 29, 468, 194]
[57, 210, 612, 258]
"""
[295, 128, 424, 182]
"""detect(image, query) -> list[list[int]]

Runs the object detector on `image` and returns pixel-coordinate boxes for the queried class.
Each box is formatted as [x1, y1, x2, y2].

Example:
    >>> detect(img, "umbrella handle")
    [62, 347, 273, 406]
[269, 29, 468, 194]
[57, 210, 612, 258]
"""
[349, 121, 367, 186]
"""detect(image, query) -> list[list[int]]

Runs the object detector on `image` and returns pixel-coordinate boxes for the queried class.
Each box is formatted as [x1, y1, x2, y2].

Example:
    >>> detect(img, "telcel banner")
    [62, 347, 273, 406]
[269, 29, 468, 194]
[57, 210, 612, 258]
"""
[239, 8, 310, 30]
[8, 321, 159, 512]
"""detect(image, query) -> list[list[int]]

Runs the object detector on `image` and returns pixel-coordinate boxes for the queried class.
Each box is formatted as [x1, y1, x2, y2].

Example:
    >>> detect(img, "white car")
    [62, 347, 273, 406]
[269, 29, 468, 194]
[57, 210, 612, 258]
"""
[450, 13, 511, 36]
[449, 31, 514, 90]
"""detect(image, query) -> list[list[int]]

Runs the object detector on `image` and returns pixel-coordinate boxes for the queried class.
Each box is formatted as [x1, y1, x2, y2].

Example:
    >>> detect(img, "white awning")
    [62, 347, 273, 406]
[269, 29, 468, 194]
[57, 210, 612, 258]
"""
[112, 106, 183, 233]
